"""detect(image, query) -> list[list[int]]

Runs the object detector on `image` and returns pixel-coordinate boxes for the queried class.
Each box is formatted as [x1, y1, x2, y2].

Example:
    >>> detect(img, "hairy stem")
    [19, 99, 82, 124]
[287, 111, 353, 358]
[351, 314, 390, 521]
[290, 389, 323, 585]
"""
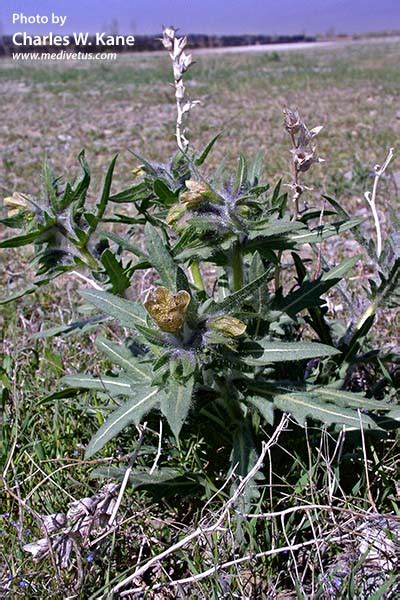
[79, 247, 100, 271]
[232, 241, 244, 291]
[175, 97, 187, 154]
[190, 261, 205, 291]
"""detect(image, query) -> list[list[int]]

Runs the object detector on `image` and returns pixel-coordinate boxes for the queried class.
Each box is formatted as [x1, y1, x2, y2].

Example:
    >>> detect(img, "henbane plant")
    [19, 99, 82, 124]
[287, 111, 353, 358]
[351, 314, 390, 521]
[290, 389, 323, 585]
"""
[1, 26, 399, 499]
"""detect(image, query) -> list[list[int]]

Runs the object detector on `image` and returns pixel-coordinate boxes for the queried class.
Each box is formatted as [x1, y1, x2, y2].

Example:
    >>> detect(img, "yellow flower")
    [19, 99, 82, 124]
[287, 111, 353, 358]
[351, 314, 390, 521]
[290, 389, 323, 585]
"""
[144, 286, 191, 333]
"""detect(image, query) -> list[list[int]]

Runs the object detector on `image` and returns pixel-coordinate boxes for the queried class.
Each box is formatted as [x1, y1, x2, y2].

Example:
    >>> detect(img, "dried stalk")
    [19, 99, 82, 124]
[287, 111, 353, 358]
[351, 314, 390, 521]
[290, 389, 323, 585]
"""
[161, 26, 199, 153]
[364, 147, 394, 259]
[283, 108, 324, 220]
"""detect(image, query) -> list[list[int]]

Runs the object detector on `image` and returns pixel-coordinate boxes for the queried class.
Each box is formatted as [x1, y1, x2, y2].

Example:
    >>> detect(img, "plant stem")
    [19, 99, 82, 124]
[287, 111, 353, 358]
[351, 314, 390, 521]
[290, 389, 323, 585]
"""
[274, 250, 283, 292]
[190, 261, 205, 291]
[80, 247, 100, 271]
[232, 241, 244, 291]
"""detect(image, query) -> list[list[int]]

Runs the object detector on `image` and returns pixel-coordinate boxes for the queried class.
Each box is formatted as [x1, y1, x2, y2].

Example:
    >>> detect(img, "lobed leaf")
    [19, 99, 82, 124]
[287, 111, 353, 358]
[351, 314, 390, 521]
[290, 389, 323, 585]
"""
[246, 396, 275, 425]
[100, 249, 130, 294]
[276, 256, 360, 317]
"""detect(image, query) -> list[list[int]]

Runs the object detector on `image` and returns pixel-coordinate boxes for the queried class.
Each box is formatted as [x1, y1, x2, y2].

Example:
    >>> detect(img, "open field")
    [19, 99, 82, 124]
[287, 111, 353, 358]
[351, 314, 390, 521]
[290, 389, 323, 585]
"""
[1, 37, 400, 192]
[1, 36, 399, 333]
[1, 38, 399, 597]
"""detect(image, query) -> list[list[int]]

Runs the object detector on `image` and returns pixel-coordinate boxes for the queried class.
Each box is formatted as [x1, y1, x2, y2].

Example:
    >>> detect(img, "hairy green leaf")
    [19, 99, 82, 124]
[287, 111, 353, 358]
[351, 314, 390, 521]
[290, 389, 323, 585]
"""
[96, 337, 152, 383]
[273, 392, 377, 428]
[153, 179, 178, 206]
[194, 132, 223, 166]
[145, 223, 177, 290]
[80, 289, 147, 330]
[236, 340, 340, 365]
[246, 396, 275, 425]
[109, 181, 152, 203]
[62, 374, 134, 397]
[0, 228, 50, 248]
[85, 386, 162, 457]
[161, 377, 194, 438]
[32, 314, 109, 339]
[276, 256, 360, 316]
[90, 466, 181, 486]
[101, 231, 148, 259]
[233, 153, 247, 193]
[231, 419, 262, 507]
[208, 269, 270, 315]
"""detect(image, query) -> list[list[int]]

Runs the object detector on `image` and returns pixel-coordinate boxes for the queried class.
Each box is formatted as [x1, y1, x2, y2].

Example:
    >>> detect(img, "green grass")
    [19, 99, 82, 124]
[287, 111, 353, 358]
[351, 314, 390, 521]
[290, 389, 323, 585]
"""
[1, 38, 399, 597]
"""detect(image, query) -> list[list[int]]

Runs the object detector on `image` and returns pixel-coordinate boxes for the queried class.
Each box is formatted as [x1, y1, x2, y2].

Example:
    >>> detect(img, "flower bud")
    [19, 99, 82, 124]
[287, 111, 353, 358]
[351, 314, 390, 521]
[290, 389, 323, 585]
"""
[208, 315, 247, 337]
[180, 180, 221, 208]
[4, 192, 29, 217]
[131, 165, 146, 179]
[166, 204, 187, 227]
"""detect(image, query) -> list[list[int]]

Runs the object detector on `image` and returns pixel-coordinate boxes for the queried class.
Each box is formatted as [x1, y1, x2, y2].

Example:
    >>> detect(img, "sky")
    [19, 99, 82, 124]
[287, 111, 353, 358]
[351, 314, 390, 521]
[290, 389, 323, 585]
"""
[1, 0, 399, 36]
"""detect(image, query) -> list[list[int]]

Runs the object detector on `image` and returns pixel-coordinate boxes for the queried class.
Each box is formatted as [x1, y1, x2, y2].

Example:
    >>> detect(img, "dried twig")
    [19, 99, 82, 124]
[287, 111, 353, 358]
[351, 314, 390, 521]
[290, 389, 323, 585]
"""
[358, 409, 377, 512]
[103, 414, 289, 598]
[70, 270, 103, 290]
[133, 537, 323, 594]
[364, 147, 394, 259]
[149, 419, 163, 475]
[108, 423, 148, 526]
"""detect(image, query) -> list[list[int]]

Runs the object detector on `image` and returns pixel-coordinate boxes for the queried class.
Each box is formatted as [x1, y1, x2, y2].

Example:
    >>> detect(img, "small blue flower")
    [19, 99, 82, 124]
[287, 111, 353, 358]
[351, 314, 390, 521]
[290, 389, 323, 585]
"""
[0, 512, 10, 518]
[86, 553, 94, 562]
[19, 580, 28, 588]
[332, 576, 342, 590]
[72, 449, 80, 456]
